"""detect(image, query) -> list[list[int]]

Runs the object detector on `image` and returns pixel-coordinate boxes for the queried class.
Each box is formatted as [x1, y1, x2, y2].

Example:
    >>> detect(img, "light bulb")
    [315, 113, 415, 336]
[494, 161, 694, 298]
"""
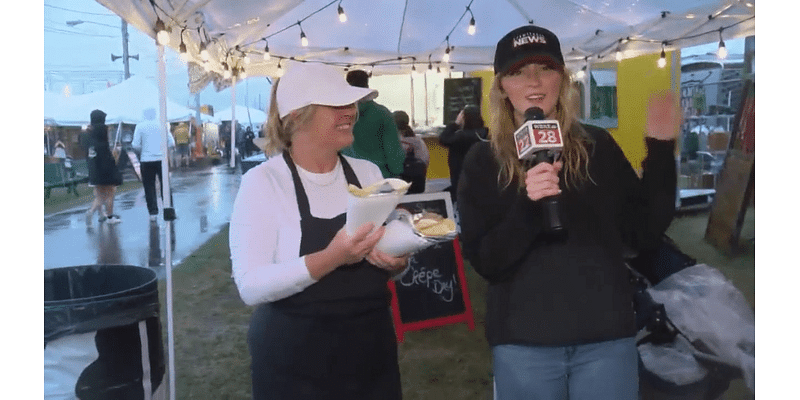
[615, 48, 623, 62]
[240, 68, 247, 79]
[200, 42, 209, 61]
[442, 51, 450, 63]
[657, 50, 667, 68]
[276, 63, 284, 78]
[155, 19, 170, 45]
[468, 17, 476, 35]
[300, 31, 308, 47]
[157, 31, 170, 45]
[338, 5, 347, 23]
[244, 55, 251, 65]
[717, 40, 728, 59]
[179, 42, 190, 62]
[575, 69, 585, 80]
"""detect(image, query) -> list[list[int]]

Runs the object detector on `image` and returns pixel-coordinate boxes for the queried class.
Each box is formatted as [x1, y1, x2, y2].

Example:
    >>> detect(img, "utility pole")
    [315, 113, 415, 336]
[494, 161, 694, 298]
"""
[122, 20, 130, 79]
[111, 18, 138, 79]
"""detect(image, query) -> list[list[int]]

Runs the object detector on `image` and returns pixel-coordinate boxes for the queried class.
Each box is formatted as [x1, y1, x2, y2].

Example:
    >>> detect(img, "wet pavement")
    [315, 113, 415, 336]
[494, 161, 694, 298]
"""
[44, 162, 243, 275]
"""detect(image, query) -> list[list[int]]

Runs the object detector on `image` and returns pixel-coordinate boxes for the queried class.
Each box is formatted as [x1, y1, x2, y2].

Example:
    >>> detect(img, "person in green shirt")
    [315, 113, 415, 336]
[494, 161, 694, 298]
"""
[340, 70, 405, 179]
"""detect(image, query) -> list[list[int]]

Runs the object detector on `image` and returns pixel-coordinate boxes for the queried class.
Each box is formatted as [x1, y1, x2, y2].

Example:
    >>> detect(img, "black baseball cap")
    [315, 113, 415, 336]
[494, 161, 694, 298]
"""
[494, 25, 564, 76]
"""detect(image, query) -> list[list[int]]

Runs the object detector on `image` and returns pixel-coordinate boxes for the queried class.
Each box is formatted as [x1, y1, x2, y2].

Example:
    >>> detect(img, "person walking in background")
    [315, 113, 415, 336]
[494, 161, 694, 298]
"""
[132, 107, 175, 222]
[439, 105, 488, 204]
[457, 25, 680, 399]
[340, 69, 406, 179]
[173, 121, 191, 167]
[229, 62, 409, 399]
[393, 110, 429, 194]
[84, 109, 123, 225]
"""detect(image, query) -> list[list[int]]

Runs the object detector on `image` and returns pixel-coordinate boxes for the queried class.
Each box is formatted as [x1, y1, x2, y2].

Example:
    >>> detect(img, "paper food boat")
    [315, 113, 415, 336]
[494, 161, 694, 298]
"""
[345, 178, 410, 235]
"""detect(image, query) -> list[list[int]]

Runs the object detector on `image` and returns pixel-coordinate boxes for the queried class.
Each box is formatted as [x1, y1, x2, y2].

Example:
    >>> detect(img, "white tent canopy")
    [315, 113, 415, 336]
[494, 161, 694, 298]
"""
[44, 75, 198, 126]
[94, 0, 755, 88]
[215, 105, 268, 127]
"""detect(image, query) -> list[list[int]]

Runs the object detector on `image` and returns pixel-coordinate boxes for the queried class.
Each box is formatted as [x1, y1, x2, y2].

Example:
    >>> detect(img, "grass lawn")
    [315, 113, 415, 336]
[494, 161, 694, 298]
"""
[157, 207, 754, 399]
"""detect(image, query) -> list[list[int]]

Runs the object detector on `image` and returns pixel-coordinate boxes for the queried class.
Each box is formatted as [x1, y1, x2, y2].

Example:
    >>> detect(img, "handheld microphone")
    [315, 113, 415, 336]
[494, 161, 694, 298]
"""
[513, 107, 565, 234]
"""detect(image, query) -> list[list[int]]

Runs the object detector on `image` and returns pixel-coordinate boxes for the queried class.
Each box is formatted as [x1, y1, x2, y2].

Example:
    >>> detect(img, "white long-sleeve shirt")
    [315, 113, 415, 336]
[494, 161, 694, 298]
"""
[229, 154, 383, 306]
[132, 119, 175, 162]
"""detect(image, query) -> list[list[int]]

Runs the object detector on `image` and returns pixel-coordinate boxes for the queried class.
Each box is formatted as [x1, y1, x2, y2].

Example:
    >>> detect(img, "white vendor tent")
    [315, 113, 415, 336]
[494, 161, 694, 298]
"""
[94, 0, 755, 81]
[44, 75, 197, 126]
[215, 105, 268, 127]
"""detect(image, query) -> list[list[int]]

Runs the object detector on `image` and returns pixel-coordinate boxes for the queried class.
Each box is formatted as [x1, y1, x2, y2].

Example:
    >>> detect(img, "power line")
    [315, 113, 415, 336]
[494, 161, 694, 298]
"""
[44, 3, 117, 17]
[44, 27, 118, 38]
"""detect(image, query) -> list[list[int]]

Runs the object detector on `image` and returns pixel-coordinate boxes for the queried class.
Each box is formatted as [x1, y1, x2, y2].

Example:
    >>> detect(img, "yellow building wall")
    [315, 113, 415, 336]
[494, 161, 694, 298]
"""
[424, 136, 450, 179]
[608, 51, 679, 170]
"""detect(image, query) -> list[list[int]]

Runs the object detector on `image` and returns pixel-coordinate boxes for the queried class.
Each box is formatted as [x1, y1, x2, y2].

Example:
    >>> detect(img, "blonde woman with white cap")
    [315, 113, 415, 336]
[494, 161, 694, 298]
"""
[229, 62, 409, 399]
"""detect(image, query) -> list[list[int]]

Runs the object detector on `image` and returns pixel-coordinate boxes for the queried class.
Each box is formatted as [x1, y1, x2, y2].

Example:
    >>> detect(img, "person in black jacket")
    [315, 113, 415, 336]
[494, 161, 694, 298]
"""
[457, 25, 680, 399]
[438, 105, 488, 204]
[84, 109, 122, 225]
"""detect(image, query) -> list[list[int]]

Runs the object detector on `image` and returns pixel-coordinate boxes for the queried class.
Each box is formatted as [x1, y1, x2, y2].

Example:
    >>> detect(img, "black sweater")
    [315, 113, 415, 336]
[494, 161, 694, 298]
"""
[457, 124, 676, 346]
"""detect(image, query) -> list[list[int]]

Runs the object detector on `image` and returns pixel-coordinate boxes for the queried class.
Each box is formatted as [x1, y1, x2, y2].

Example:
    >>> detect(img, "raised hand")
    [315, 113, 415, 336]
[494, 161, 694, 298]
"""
[646, 91, 682, 141]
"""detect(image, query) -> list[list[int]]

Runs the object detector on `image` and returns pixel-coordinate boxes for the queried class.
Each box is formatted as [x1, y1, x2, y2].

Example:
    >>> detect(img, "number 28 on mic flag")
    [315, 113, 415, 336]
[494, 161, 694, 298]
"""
[515, 121, 563, 160]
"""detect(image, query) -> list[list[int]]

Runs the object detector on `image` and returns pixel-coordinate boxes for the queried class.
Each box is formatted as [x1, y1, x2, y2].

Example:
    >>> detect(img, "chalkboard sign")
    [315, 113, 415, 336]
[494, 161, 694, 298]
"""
[443, 77, 482, 124]
[387, 192, 475, 342]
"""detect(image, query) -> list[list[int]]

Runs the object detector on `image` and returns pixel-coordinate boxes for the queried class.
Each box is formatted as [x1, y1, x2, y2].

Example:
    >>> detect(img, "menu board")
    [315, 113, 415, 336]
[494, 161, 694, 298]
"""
[443, 77, 482, 124]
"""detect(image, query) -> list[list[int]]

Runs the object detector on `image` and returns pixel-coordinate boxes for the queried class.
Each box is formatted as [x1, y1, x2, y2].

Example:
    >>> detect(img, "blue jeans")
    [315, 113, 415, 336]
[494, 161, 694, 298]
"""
[493, 337, 638, 400]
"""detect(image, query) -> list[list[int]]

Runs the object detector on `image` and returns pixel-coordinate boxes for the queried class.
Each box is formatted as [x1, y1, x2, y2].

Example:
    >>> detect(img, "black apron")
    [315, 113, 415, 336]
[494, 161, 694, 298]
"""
[247, 152, 401, 400]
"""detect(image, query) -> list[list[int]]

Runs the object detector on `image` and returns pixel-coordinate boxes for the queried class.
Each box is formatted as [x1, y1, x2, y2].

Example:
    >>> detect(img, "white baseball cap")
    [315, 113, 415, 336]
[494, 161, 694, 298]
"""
[276, 62, 378, 119]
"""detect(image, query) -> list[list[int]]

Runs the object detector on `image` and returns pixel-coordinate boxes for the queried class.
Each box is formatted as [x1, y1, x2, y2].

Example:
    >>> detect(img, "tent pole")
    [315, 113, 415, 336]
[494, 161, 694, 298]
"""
[157, 43, 177, 400]
[409, 73, 415, 126]
[230, 80, 236, 168]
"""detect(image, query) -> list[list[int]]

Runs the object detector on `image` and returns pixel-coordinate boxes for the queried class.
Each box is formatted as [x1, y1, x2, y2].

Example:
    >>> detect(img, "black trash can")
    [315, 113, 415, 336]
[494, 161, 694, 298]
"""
[44, 265, 166, 400]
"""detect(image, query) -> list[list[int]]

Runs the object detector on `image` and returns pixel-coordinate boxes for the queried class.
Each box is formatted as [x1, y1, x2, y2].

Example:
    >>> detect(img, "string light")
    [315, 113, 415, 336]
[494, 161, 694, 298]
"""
[467, 6, 476, 35]
[338, 2, 347, 23]
[299, 23, 308, 47]
[657, 43, 667, 68]
[614, 39, 623, 62]
[717, 28, 728, 59]
[199, 41, 209, 61]
[155, 18, 170, 45]
[178, 29, 189, 62]
[263, 40, 271, 61]
[276, 59, 284, 77]
[442, 38, 451, 63]
[223, 62, 232, 79]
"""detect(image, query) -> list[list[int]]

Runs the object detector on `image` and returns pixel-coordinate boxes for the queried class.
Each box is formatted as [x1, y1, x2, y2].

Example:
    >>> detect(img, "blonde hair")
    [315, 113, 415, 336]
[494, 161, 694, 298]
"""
[488, 66, 593, 191]
[262, 77, 317, 154]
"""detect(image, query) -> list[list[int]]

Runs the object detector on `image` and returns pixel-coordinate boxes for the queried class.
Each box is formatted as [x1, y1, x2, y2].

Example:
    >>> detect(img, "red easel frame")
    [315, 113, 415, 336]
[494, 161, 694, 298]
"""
[388, 237, 476, 343]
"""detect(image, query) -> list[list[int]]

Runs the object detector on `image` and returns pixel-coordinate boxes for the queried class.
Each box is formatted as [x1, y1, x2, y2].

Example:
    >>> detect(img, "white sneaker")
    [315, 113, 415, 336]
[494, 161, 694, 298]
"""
[106, 215, 122, 224]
